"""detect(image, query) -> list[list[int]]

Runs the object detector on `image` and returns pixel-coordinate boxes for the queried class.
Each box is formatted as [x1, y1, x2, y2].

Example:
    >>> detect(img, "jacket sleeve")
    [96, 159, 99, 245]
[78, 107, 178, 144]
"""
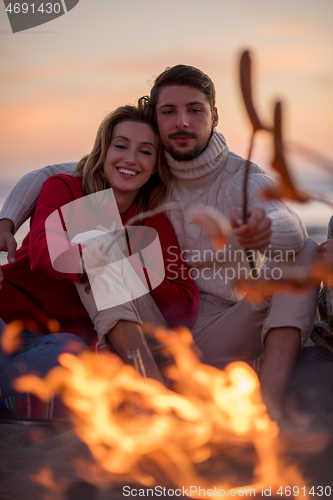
[28, 175, 86, 284]
[0, 163, 77, 232]
[142, 214, 200, 330]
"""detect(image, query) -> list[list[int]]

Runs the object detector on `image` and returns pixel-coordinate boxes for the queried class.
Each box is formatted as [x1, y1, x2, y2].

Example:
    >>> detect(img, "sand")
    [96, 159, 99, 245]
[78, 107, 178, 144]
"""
[1, 414, 333, 500]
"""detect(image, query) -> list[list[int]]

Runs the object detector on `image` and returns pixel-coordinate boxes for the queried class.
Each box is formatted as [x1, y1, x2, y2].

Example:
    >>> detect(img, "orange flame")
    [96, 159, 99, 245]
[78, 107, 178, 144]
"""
[14, 326, 313, 498]
[31, 467, 57, 489]
[236, 260, 333, 303]
[0, 319, 61, 355]
[0, 320, 24, 354]
[30, 466, 65, 500]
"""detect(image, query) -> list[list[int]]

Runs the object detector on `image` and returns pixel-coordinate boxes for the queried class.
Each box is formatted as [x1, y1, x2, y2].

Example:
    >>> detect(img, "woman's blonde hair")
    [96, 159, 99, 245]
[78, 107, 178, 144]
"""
[75, 97, 171, 213]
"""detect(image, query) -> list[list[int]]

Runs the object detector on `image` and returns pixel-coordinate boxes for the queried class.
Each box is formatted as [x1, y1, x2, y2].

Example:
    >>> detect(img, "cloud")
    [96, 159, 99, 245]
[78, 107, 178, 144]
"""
[251, 45, 333, 75]
[0, 48, 228, 88]
[254, 19, 318, 37]
[0, 60, 151, 86]
[0, 87, 132, 161]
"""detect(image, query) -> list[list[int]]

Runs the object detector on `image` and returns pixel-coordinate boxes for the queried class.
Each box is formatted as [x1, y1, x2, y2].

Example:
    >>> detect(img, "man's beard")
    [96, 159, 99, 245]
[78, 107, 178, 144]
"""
[164, 131, 212, 162]
[166, 143, 206, 161]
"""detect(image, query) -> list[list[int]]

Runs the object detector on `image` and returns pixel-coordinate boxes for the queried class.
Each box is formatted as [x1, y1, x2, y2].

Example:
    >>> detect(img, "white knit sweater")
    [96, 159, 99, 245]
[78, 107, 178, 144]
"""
[161, 130, 306, 301]
[0, 131, 307, 303]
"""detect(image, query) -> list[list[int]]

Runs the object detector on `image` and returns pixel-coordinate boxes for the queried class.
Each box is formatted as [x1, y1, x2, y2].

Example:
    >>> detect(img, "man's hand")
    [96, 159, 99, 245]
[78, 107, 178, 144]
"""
[230, 207, 272, 250]
[0, 219, 17, 288]
[316, 239, 333, 271]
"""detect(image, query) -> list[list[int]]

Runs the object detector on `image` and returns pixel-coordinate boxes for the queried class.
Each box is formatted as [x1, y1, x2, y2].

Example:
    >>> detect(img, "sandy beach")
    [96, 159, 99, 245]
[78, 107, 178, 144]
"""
[1, 413, 333, 500]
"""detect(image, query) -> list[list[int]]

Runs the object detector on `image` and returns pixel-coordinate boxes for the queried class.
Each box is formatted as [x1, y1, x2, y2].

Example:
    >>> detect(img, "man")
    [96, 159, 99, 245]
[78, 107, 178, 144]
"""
[0, 65, 317, 421]
[287, 218, 333, 417]
[313, 216, 333, 353]
[316, 218, 333, 273]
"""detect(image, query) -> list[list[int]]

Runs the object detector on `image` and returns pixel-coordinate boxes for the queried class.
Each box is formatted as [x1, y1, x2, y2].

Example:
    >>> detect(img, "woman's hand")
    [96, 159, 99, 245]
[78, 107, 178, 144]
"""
[71, 227, 115, 277]
[106, 320, 166, 386]
[0, 219, 17, 289]
[81, 239, 111, 275]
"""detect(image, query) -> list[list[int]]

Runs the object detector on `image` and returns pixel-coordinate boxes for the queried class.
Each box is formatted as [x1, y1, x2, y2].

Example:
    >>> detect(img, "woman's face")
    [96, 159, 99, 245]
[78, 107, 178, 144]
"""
[104, 121, 158, 200]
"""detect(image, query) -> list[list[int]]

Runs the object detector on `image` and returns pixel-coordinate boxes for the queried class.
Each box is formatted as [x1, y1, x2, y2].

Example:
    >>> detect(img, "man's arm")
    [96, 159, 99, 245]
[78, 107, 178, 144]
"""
[0, 163, 77, 284]
[0, 219, 16, 288]
[0, 219, 16, 259]
[0, 162, 77, 232]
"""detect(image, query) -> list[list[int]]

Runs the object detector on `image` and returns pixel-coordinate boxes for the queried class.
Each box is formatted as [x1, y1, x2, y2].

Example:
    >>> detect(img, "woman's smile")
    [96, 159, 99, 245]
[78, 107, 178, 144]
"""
[115, 167, 140, 177]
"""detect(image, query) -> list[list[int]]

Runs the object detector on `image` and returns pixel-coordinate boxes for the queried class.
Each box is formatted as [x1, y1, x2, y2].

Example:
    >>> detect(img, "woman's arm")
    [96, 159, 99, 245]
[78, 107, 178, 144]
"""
[28, 175, 86, 283]
[106, 320, 166, 385]
[142, 214, 200, 330]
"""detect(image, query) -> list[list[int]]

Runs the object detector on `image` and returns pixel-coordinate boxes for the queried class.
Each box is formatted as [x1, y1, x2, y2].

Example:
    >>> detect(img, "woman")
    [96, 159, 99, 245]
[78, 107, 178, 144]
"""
[0, 99, 199, 414]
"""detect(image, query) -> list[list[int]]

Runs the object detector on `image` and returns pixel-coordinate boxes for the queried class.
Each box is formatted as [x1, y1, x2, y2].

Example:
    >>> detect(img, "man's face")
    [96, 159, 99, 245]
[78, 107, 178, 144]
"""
[156, 85, 218, 161]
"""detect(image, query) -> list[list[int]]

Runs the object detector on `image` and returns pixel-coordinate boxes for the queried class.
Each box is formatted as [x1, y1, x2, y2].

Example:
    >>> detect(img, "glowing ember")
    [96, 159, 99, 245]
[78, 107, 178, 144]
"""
[31, 467, 57, 489]
[15, 326, 310, 498]
[1, 320, 24, 354]
[0, 319, 60, 355]
[30, 466, 65, 500]
[236, 260, 333, 304]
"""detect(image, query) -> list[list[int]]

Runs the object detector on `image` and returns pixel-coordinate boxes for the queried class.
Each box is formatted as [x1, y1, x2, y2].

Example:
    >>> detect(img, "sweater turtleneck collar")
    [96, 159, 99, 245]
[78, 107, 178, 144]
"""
[165, 130, 228, 182]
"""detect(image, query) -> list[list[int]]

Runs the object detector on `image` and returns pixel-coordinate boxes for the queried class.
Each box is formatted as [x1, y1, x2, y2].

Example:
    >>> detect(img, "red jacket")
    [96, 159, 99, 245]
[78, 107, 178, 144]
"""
[0, 175, 199, 343]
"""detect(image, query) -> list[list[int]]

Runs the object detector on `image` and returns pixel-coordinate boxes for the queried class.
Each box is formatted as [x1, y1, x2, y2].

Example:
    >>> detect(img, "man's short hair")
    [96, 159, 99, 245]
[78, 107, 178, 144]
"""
[150, 65, 216, 111]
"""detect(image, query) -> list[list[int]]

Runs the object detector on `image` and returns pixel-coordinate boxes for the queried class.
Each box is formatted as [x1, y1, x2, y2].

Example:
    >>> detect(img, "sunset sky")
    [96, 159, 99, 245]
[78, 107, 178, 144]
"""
[0, 0, 332, 190]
